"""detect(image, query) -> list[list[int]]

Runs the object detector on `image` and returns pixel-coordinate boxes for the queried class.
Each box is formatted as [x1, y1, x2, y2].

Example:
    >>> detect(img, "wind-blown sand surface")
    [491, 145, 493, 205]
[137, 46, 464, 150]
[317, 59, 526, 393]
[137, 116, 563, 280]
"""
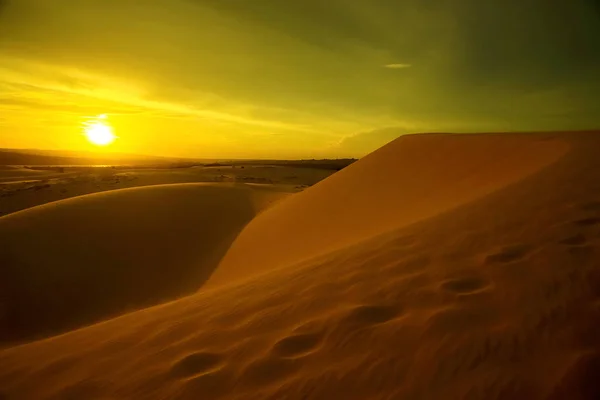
[209, 133, 568, 287]
[0, 183, 289, 345]
[1, 132, 599, 399]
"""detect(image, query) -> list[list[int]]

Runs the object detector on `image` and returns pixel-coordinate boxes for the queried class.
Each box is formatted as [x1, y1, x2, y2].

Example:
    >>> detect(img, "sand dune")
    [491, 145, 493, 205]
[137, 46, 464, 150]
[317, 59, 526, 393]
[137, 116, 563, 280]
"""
[0, 166, 52, 180]
[1, 132, 599, 399]
[0, 183, 289, 344]
[0, 164, 332, 217]
[208, 133, 568, 288]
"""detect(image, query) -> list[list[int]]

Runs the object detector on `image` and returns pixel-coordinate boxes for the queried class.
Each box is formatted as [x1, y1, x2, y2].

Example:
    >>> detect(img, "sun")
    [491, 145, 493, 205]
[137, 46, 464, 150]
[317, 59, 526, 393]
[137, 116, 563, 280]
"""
[83, 115, 116, 146]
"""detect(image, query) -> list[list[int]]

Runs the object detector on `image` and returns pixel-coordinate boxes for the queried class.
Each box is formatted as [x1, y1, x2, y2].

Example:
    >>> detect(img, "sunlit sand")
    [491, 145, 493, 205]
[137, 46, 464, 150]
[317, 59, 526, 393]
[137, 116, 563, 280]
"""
[1, 132, 600, 399]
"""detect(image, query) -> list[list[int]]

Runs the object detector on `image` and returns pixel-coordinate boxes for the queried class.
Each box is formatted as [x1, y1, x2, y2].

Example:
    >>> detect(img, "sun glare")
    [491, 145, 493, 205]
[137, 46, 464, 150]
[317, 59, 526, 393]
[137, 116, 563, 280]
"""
[83, 115, 116, 146]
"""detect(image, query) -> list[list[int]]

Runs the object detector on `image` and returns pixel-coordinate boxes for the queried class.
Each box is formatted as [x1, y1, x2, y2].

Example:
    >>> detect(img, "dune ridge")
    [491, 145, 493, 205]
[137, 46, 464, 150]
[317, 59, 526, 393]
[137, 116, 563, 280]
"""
[208, 133, 568, 288]
[1, 131, 599, 399]
[0, 183, 289, 344]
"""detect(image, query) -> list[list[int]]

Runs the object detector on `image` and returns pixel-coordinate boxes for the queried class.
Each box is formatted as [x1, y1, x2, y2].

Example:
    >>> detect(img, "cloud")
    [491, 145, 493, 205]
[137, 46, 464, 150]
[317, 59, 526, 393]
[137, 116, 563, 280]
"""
[0, 57, 330, 134]
[327, 126, 412, 158]
[383, 63, 412, 69]
[0, 0, 599, 158]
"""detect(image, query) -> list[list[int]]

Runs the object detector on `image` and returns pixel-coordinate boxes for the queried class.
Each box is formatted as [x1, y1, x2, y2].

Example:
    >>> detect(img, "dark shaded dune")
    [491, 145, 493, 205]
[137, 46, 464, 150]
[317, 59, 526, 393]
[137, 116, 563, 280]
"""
[0, 183, 278, 345]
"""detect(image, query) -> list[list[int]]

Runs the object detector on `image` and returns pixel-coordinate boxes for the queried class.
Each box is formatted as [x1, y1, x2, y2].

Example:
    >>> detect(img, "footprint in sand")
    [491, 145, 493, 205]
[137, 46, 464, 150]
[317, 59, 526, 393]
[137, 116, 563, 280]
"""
[440, 276, 490, 295]
[485, 244, 532, 264]
[170, 352, 224, 378]
[272, 333, 323, 358]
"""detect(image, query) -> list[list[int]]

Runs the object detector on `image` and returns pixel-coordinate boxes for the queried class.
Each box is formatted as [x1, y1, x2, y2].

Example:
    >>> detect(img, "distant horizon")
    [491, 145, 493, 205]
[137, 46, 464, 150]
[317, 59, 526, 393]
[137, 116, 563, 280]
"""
[0, 147, 361, 164]
[4, 128, 600, 161]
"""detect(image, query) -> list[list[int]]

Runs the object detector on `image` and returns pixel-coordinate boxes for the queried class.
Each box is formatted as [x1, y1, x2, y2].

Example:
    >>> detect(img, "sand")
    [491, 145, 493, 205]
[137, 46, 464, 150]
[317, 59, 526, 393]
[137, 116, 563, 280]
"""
[1, 131, 599, 399]
[0, 167, 49, 177]
[0, 183, 290, 345]
[0, 164, 333, 217]
[208, 133, 568, 288]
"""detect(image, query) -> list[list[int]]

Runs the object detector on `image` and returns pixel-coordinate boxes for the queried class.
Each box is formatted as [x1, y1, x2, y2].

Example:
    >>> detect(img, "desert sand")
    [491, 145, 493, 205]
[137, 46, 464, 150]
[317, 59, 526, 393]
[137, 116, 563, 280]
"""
[0, 166, 51, 179]
[0, 183, 290, 344]
[1, 131, 599, 399]
[0, 164, 335, 217]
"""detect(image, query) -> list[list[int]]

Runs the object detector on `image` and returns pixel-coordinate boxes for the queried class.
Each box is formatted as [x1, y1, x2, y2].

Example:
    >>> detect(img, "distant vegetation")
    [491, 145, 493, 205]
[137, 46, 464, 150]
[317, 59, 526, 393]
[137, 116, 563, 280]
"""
[201, 159, 358, 171]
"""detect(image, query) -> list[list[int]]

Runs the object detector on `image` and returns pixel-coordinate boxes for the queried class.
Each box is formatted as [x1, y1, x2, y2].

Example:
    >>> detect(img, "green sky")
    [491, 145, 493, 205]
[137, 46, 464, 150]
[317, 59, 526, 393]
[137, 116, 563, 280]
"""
[1, 0, 599, 158]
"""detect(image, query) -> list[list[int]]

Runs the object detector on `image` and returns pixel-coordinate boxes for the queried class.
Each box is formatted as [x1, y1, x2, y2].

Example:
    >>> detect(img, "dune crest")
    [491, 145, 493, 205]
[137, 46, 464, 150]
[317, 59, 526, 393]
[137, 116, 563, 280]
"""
[208, 133, 568, 288]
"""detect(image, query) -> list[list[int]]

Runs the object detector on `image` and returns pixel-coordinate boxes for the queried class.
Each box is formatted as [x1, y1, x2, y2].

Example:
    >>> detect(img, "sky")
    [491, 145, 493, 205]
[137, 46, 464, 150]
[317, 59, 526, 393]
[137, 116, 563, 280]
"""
[0, 0, 599, 159]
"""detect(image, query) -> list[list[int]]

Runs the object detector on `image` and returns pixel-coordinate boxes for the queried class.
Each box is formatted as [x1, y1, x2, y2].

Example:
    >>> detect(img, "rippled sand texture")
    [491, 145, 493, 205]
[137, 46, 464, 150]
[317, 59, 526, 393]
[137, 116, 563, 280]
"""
[1, 131, 599, 400]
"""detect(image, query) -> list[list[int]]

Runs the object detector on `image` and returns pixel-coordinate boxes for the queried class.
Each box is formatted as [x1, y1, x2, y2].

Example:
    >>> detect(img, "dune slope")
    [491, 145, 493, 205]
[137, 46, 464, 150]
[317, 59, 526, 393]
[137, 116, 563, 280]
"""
[0, 166, 52, 181]
[0, 183, 287, 345]
[1, 132, 599, 400]
[208, 133, 568, 288]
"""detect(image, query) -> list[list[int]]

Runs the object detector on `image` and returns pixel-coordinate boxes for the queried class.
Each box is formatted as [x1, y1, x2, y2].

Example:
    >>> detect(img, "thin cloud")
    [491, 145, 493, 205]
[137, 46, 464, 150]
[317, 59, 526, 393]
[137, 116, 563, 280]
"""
[0, 58, 325, 134]
[384, 63, 412, 69]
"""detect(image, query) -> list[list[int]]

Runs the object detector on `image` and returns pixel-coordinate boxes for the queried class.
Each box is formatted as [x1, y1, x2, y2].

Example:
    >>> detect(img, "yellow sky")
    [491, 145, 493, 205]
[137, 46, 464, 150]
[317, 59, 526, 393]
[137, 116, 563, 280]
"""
[1, 0, 599, 159]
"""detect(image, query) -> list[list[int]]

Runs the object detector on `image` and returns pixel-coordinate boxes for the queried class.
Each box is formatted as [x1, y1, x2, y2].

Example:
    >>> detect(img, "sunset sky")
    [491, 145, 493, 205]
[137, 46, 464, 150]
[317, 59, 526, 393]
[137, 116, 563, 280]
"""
[1, 0, 599, 159]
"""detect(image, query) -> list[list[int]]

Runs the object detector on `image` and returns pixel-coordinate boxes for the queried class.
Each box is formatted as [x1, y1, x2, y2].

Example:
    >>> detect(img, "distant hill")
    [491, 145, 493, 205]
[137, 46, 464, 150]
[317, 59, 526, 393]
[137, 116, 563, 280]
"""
[0, 148, 358, 170]
[204, 159, 358, 171]
[0, 149, 193, 166]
